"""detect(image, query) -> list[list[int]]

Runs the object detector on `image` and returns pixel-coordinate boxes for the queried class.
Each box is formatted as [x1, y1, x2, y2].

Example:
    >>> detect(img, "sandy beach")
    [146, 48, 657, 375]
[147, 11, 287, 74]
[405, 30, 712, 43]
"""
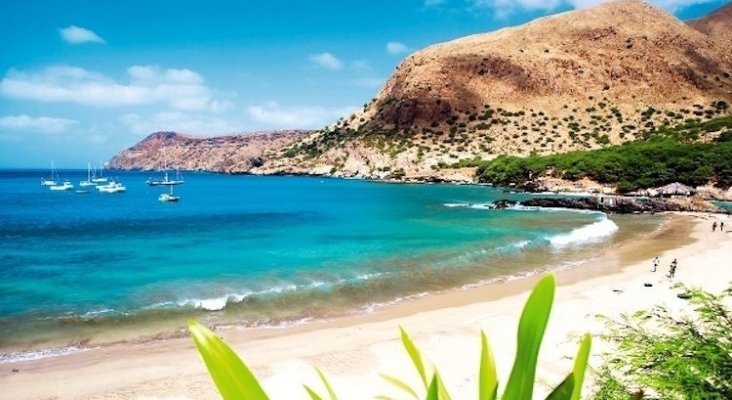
[1, 211, 731, 400]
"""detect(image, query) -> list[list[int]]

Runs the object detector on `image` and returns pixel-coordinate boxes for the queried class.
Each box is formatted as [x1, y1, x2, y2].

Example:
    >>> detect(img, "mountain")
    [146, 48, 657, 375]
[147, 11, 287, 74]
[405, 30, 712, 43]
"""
[108, 130, 311, 173]
[689, 2, 732, 44]
[111, 0, 732, 181]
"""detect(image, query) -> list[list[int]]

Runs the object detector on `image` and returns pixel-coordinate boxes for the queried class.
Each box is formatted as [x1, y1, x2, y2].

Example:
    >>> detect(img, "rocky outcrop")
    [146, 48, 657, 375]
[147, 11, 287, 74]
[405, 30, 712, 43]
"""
[108, 130, 312, 173]
[519, 196, 722, 213]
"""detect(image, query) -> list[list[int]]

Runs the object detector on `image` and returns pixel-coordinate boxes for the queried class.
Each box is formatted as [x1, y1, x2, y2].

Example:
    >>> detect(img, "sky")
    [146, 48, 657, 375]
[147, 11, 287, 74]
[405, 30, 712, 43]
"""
[0, 0, 728, 168]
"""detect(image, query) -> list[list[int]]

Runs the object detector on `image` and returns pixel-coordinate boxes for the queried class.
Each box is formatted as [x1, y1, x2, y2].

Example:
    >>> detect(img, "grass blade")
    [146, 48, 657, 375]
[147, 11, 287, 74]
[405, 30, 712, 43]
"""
[479, 330, 498, 400]
[570, 334, 592, 400]
[400, 326, 430, 389]
[188, 320, 269, 400]
[314, 367, 339, 400]
[503, 273, 556, 400]
[425, 375, 439, 400]
[380, 373, 420, 399]
[304, 385, 325, 400]
[544, 373, 574, 400]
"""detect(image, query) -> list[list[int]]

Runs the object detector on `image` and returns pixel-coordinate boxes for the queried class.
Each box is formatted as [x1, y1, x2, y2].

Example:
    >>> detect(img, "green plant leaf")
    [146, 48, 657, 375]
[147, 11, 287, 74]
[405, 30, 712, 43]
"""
[544, 373, 574, 400]
[503, 273, 556, 400]
[313, 367, 339, 400]
[570, 334, 592, 400]
[188, 320, 269, 400]
[380, 373, 419, 399]
[400, 326, 430, 389]
[425, 375, 439, 400]
[434, 371, 452, 400]
[304, 385, 325, 400]
[479, 330, 498, 400]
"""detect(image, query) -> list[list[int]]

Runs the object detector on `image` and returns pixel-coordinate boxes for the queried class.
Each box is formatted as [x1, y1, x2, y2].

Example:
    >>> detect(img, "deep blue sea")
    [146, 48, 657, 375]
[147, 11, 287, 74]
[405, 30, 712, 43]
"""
[0, 169, 660, 360]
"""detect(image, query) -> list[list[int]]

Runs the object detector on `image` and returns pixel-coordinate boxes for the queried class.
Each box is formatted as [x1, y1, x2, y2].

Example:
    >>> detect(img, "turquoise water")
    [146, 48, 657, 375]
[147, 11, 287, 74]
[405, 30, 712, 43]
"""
[0, 170, 659, 358]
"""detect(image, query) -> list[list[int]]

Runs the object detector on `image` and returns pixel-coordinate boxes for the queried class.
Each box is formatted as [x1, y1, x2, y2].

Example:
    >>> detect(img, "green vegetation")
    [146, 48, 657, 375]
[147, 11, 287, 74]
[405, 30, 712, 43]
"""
[475, 116, 732, 192]
[188, 274, 592, 400]
[593, 285, 732, 399]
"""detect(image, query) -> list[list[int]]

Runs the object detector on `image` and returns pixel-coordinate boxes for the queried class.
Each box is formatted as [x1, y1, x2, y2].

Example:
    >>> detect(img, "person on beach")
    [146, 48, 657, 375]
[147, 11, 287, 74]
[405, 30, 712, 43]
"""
[721, 222, 725, 232]
[667, 259, 678, 278]
[651, 256, 659, 272]
[712, 221, 717, 232]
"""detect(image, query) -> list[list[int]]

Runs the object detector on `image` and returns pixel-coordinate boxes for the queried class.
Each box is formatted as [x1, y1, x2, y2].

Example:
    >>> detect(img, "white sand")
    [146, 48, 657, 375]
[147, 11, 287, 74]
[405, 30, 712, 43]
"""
[1, 212, 731, 400]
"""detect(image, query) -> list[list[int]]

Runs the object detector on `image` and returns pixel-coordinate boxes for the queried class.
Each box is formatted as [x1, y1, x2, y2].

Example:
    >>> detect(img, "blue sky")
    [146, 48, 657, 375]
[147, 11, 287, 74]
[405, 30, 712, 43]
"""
[0, 0, 728, 167]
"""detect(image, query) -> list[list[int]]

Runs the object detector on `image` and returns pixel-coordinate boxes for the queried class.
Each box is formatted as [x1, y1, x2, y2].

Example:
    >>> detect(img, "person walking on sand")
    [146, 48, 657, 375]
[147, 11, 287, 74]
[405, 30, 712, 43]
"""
[651, 256, 659, 272]
[721, 222, 725, 232]
[667, 259, 678, 279]
[712, 221, 717, 232]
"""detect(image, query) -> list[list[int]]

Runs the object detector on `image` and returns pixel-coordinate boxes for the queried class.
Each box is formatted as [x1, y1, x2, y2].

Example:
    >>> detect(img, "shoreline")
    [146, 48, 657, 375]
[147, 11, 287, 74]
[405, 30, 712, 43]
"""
[3, 212, 730, 399]
[0, 210, 660, 361]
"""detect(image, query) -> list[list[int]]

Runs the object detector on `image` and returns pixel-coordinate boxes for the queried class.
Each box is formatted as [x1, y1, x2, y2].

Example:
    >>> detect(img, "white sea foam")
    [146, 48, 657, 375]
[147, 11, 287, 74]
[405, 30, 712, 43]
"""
[0, 345, 88, 364]
[548, 216, 618, 248]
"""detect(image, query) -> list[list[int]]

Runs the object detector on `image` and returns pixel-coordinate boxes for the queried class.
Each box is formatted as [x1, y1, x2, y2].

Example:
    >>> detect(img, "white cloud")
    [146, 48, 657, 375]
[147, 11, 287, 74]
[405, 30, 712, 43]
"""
[386, 42, 410, 55]
[120, 112, 237, 135]
[309, 52, 343, 70]
[247, 102, 357, 128]
[59, 25, 105, 44]
[1, 65, 228, 112]
[0, 114, 78, 134]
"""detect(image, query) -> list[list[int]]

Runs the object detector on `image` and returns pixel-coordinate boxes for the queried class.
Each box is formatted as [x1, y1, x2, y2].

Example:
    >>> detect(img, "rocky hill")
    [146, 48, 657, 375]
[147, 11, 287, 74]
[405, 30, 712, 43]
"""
[258, 0, 731, 180]
[108, 130, 311, 173]
[111, 1, 732, 181]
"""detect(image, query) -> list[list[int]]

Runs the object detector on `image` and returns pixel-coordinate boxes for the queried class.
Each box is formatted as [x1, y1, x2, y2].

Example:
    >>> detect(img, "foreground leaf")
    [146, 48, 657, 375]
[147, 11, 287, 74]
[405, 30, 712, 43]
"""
[425, 375, 439, 400]
[479, 330, 498, 400]
[380, 373, 419, 399]
[400, 326, 430, 389]
[545, 373, 574, 400]
[571, 334, 592, 400]
[188, 320, 269, 400]
[503, 273, 556, 400]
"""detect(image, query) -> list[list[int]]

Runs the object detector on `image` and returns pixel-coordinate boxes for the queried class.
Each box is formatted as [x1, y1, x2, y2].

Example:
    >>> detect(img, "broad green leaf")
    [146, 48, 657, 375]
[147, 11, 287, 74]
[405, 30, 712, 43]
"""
[570, 334, 592, 400]
[314, 367, 339, 400]
[544, 373, 574, 400]
[188, 320, 269, 400]
[503, 273, 556, 400]
[400, 326, 430, 389]
[425, 375, 439, 400]
[380, 373, 419, 399]
[479, 330, 498, 400]
[304, 385, 325, 400]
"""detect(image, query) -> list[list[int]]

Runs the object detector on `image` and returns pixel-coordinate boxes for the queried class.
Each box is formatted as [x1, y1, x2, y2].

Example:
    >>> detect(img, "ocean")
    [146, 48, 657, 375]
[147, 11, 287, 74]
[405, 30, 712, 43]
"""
[0, 170, 661, 361]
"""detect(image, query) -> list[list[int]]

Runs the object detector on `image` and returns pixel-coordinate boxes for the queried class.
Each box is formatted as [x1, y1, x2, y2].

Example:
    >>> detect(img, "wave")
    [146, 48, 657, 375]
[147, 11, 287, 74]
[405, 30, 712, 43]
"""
[0, 345, 88, 364]
[548, 216, 618, 248]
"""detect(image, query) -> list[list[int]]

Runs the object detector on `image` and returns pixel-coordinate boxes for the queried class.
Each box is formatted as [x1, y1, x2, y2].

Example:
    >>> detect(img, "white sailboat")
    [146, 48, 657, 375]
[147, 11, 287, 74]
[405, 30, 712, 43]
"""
[49, 181, 74, 191]
[79, 162, 96, 187]
[158, 184, 180, 202]
[40, 161, 59, 186]
[92, 161, 109, 183]
[97, 180, 126, 193]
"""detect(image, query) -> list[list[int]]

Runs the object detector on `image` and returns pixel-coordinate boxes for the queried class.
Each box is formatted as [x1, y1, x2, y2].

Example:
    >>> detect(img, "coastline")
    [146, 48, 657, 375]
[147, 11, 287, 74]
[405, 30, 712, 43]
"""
[2, 211, 730, 399]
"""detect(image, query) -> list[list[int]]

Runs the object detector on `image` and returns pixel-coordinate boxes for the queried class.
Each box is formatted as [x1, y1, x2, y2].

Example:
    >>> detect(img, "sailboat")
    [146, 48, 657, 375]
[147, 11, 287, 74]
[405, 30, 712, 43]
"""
[92, 161, 109, 183]
[97, 180, 126, 193]
[40, 161, 59, 186]
[146, 149, 184, 186]
[158, 184, 180, 202]
[79, 162, 96, 187]
[49, 181, 74, 191]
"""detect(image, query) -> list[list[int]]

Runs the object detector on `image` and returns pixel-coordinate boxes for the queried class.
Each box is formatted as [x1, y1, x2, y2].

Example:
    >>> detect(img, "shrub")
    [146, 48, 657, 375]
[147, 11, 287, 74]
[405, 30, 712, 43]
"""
[593, 285, 732, 399]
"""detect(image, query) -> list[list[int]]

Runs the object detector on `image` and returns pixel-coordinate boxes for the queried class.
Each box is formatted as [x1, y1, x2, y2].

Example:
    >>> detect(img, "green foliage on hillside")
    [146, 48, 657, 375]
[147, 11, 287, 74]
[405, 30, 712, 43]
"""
[475, 116, 732, 192]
